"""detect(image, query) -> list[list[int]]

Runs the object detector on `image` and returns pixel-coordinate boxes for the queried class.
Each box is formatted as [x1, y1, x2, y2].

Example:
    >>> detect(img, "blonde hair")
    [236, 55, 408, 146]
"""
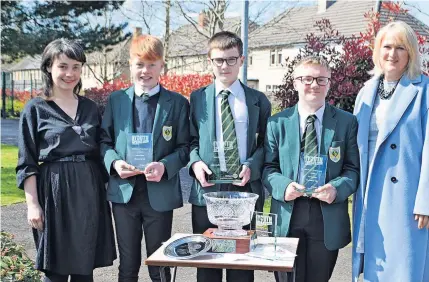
[293, 56, 331, 77]
[372, 21, 421, 79]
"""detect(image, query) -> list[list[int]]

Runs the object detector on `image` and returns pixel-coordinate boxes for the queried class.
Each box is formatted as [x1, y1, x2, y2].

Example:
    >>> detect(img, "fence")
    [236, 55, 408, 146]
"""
[1, 72, 43, 118]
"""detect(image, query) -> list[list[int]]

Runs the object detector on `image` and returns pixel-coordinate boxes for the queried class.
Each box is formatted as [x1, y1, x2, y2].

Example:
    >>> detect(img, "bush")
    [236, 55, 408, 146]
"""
[0, 231, 42, 282]
[84, 73, 213, 114]
[1, 89, 34, 117]
[274, 2, 428, 113]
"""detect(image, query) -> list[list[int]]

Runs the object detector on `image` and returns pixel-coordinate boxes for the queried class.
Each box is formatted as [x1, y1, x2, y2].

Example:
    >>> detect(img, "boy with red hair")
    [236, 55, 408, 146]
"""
[100, 34, 190, 282]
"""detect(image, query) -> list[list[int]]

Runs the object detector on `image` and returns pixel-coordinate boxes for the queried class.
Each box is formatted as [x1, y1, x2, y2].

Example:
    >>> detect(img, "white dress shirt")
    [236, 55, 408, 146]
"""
[215, 79, 248, 172]
[297, 102, 325, 184]
[134, 83, 160, 97]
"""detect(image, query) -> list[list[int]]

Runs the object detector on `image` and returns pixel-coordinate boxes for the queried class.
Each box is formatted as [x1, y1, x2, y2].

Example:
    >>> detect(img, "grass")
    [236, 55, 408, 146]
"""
[1, 144, 25, 206]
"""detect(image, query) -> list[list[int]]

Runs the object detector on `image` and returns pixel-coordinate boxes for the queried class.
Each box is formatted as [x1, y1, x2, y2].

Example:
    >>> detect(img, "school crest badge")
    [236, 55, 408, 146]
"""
[329, 147, 341, 163]
[162, 126, 172, 141]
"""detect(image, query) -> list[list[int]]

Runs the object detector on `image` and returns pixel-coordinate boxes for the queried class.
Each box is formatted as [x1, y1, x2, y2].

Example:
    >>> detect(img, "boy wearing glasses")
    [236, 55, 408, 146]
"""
[262, 56, 359, 282]
[188, 31, 271, 282]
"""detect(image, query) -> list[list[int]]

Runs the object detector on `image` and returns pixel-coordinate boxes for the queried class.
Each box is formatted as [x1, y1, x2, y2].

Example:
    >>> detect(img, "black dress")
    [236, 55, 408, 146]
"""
[16, 96, 116, 275]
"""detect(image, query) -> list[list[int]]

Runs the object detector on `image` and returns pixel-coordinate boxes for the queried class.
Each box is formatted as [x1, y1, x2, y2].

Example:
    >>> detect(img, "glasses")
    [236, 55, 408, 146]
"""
[294, 76, 331, 86]
[210, 57, 239, 67]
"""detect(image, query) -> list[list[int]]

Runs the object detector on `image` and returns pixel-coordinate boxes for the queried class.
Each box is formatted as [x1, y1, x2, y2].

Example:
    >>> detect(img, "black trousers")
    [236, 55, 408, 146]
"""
[112, 180, 173, 282]
[192, 183, 254, 282]
[275, 197, 338, 282]
[44, 272, 93, 282]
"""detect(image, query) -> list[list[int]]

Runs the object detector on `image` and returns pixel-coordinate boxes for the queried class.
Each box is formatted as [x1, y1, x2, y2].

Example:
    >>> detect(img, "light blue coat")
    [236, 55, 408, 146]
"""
[352, 74, 429, 282]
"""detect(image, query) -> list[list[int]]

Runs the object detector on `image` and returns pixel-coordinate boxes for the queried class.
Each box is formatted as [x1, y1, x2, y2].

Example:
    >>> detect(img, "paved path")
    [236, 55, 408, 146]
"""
[1, 118, 352, 281]
[1, 118, 19, 146]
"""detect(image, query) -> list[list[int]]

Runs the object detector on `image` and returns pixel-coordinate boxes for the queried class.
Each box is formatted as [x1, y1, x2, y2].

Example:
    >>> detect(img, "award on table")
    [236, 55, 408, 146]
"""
[208, 140, 241, 184]
[126, 133, 153, 170]
[247, 211, 295, 260]
[299, 154, 328, 196]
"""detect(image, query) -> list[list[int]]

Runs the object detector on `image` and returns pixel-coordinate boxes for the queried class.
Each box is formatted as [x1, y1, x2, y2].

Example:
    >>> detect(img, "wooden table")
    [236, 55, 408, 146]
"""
[145, 233, 299, 282]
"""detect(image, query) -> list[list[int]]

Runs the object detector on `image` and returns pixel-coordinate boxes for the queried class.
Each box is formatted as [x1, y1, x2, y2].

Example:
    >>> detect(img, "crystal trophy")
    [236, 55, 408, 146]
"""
[299, 154, 328, 196]
[208, 141, 241, 184]
[247, 211, 295, 260]
[126, 133, 153, 170]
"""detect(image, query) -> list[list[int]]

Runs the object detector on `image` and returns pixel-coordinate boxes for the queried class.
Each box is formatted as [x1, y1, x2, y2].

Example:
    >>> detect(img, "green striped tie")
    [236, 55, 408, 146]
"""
[303, 115, 318, 156]
[220, 90, 241, 176]
[302, 115, 318, 188]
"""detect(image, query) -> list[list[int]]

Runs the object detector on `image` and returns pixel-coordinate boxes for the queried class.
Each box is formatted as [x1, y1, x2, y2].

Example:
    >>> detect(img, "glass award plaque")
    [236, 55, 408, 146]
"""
[126, 133, 153, 170]
[299, 154, 327, 196]
[247, 211, 295, 260]
[208, 141, 241, 184]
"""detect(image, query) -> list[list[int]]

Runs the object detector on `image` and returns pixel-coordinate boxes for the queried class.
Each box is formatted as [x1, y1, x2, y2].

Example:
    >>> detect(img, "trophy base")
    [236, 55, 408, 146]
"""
[207, 179, 241, 184]
[203, 228, 255, 254]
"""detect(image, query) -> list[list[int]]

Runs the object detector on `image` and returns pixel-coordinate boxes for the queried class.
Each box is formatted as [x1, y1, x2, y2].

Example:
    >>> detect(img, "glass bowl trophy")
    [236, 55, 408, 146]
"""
[126, 133, 153, 170]
[202, 192, 259, 254]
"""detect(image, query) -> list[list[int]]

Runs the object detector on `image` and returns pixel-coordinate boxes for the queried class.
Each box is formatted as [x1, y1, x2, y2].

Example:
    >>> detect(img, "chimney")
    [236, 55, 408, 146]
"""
[318, 0, 335, 13]
[133, 27, 142, 37]
[198, 11, 208, 28]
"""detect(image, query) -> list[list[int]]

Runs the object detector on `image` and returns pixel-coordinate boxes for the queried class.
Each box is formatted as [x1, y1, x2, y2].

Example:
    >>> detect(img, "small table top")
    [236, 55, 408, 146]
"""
[145, 233, 299, 272]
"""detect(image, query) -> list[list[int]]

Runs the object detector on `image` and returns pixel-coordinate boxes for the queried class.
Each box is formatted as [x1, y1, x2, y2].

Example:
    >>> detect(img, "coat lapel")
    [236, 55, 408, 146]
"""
[375, 75, 419, 149]
[125, 86, 135, 133]
[355, 77, 378, 191]
[287, 105, 300, 181]
[242, 84, 259, 154]
[205, 83, 216, 149]
[321, 105, 337, 180]
[152, 86, 172, 144]
[321, 104, 337, 156]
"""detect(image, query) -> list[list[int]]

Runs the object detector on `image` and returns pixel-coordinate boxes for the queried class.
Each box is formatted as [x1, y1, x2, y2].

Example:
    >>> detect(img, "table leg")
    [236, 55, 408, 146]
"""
[159, 266, 177, 282]
[171, 266, 177, 282]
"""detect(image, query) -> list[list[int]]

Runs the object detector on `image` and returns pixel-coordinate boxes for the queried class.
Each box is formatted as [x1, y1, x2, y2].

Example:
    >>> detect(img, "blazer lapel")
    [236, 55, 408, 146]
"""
[152, 86, 172, 144]
[287, 105, 300, 181]
[242, 84, 259, 154]
[375, 75, 419, 149]
[321, 104, 337, 156]
[321, 105, 337, 180]
[125, 86, 135, 133]
[205, 83, 216, 149]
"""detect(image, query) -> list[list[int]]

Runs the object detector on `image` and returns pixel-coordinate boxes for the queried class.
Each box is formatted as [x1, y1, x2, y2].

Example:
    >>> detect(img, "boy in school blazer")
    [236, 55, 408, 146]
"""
[263, 56, 359, 282]
[188, 31, 271, 282]
[100, 35, 189, 282]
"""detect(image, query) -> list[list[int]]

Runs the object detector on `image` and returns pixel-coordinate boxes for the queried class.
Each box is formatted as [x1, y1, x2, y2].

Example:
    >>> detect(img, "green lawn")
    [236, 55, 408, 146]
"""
[1, 144, 25, 206]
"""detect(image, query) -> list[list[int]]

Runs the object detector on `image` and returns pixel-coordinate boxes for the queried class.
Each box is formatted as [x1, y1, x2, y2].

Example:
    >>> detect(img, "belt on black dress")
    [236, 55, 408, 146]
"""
[54, 155, 87, 162]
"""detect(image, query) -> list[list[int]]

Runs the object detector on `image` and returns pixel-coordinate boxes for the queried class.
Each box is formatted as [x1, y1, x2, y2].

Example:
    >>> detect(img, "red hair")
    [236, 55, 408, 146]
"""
[130, 35, 164, 61]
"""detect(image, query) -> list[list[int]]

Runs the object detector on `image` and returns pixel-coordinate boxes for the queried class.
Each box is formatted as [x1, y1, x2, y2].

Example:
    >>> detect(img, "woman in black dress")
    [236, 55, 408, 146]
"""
[16, 39, 116, 282]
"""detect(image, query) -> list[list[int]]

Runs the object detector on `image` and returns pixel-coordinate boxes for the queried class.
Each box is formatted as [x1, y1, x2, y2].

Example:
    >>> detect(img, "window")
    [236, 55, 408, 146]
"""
[271, 51, 275, 65]
[249, 55, 253, 66]
[270, 49, 283, 66]
[266, 85, 272, 91]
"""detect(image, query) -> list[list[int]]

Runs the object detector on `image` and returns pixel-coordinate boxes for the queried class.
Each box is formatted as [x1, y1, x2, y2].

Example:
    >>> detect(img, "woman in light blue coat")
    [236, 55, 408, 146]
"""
[352, 21, 429, 282]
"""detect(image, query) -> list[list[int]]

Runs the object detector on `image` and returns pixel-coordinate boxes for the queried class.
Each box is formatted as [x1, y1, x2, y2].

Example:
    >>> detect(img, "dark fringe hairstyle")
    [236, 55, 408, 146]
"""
[208, 31, 243, 57]
[40, 38, 86, 98]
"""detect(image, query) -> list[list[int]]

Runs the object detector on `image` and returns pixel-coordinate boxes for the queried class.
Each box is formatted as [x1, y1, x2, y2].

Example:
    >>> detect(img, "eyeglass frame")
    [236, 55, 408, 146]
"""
[294, 76, 331, 86]
[210, 56, 241, 67]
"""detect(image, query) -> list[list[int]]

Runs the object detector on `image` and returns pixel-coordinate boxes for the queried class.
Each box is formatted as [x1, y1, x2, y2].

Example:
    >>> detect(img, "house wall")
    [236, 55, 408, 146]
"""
[248, 47, 300, 93]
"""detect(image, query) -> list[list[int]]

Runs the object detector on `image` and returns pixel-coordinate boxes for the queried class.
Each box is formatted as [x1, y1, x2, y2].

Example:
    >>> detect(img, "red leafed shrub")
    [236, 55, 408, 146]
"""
[159, 73, 213, 98]
[275, 2, 428, 113]
[84, 76, 132, 114]
[84, 73, 213, 114]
